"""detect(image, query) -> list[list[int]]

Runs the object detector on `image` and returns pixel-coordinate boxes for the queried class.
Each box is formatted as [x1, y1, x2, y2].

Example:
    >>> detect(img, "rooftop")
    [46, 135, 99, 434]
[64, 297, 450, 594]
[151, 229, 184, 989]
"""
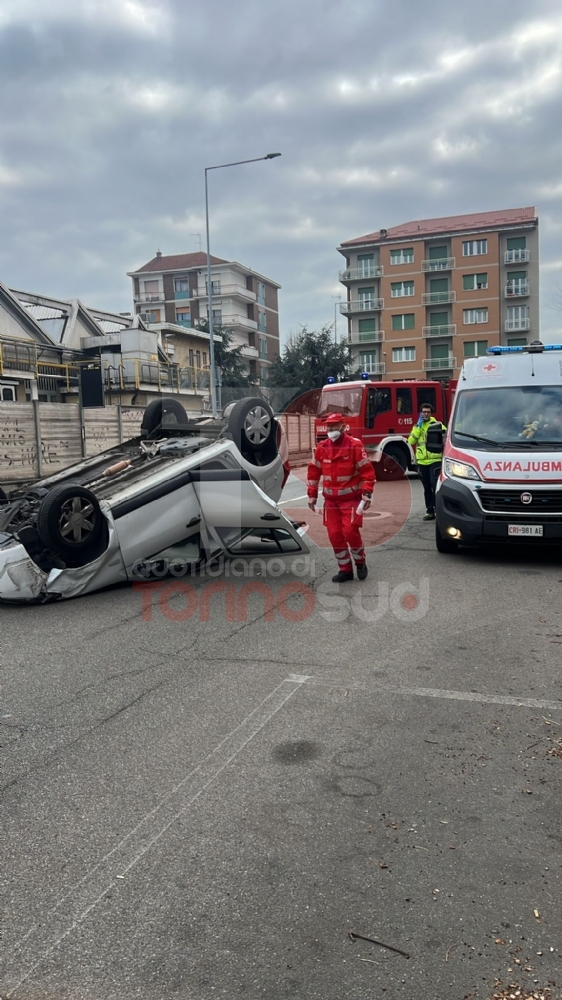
[340, 207, 537, 248]
[129, 252, 228, 274]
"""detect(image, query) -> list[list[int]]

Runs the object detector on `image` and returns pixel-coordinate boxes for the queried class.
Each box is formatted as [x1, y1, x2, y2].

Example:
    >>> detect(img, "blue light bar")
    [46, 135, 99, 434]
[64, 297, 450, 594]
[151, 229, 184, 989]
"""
[326, 376, 336, 383]
[487, 346, 524, 354]
[544, 344, 562, 350]
[360, 371, 370, 380]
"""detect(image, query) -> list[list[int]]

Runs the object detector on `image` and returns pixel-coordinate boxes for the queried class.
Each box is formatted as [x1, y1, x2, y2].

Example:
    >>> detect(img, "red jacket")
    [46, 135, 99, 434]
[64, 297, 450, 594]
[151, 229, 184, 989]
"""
[307, 432, 375, 502]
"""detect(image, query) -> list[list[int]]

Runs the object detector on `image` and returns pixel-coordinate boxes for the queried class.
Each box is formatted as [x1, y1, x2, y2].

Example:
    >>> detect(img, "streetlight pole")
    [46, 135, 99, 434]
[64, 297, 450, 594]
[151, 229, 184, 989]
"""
[204, 152, 281, 418]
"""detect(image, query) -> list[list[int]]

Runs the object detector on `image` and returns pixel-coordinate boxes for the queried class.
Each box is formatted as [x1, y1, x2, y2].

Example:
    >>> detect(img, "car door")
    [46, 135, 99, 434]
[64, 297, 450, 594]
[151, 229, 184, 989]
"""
[192, 469, 309, 559]
[110, 470, 203, 578]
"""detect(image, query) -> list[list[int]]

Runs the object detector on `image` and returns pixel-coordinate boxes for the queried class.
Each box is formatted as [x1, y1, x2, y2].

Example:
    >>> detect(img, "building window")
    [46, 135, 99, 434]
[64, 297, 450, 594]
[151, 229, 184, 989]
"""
[358, 287, 376, 309]
[143, 279, 159, 295]
[357, 253, 375, 277]
[463, 340, 488, 357]
[463, 272, 488, 290]
[174, 278, 189, 292]
[430, 344, 450, 362]
[360, 351, 377, 367]
[506, 305, 529, 330]
[258, 310, 267, 332]
[429, 311, 448, 329]
[391, 313, 415, 330]
[428, 245, 448, 261]
[259, 336, 268, 358]
[211, 309, 222, 324]
[358, 318, 377, 333]
[507, 237, 526, 251]
[392, 347, 416, 363]
[176, 311, 190, 324]
[463, 308, 488, 324]
[205, 279, 221, 295]
[203, 352, 208, 366]
[462, 239, 488, 256]
[195, 351, 201, 368]
[1, 385, 15, 401]
[506, 270, 528, 294]
[189, 349, 194, 366]
[257, 281, 266, 304]
[390, 248, 414, 265]
[507, 337, 527, 346]
[391, 281, 414, 298]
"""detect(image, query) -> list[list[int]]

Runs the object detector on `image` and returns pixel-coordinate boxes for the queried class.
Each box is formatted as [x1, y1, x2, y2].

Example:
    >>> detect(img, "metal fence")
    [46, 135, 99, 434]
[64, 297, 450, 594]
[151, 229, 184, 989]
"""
[0, 402, 145, 483]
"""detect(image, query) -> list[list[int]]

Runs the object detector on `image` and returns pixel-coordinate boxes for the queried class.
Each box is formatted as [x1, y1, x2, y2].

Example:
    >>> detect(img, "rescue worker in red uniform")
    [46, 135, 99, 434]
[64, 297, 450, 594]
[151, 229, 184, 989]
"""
[307, 413, 375, 582]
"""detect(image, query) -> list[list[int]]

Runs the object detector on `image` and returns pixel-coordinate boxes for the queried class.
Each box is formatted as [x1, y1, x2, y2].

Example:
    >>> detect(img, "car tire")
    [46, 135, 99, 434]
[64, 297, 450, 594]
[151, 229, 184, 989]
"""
[141, 397, 188, 436]
[377, 445, 407, 481]
[37, 483, 108, 567]
[228, 397, 275, 453]
[435, 521, 459, 554]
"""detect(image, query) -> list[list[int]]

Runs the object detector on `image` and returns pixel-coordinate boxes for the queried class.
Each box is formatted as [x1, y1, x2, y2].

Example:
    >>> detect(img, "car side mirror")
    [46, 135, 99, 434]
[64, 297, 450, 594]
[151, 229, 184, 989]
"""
[425, 424, 445, 453]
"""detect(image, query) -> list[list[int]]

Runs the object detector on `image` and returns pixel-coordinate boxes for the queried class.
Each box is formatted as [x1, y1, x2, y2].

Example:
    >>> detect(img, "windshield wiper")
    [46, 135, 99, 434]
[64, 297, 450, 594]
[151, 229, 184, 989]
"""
[454, 431, 501, 447]
[506, 439, 562, 449]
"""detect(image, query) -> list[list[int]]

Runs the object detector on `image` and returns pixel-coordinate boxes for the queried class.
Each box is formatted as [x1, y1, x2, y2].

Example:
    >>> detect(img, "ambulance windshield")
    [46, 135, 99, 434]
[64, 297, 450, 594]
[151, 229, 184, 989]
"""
[452, 386, 562, 449]
[318, 388, 363, 417]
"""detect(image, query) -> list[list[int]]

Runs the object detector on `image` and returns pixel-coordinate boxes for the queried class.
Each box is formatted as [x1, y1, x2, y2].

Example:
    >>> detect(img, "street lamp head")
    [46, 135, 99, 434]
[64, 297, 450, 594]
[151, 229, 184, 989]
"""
[265, 152, 282, 159]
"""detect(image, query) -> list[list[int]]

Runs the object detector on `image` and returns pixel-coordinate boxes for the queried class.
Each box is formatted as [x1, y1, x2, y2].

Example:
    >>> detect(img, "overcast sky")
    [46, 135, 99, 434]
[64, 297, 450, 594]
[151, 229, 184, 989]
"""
[1, 0, 562, 343]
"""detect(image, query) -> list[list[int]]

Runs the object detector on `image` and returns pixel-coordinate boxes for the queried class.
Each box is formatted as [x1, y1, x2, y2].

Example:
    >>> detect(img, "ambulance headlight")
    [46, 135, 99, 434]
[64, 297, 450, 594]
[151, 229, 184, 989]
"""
[444, 458, 482, 481]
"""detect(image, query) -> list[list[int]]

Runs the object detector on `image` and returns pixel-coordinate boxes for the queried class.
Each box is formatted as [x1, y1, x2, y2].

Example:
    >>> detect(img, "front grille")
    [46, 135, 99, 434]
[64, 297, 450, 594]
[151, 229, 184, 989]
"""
[479, 489, 562, 514]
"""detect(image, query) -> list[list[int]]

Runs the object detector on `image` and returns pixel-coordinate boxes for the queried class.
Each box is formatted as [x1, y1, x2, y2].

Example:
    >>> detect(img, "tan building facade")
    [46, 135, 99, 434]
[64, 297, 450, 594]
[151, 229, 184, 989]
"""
[338, 207, 539, 381]
[127, 251, 281, 384]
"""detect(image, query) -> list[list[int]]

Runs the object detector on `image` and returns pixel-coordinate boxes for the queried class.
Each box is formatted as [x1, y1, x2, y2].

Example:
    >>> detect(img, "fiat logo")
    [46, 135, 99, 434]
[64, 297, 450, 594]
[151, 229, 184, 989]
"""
[521, 492, 533, 505]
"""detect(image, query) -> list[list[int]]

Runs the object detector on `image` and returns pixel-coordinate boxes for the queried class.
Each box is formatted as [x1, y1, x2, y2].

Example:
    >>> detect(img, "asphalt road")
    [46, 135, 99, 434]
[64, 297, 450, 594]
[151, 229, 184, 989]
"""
[1, 472, 561, 1000]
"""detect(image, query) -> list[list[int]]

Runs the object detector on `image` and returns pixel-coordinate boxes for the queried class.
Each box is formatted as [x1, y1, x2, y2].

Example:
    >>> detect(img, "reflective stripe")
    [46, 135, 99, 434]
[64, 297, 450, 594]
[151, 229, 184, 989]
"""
[306, 479, 319, 486]
[356, 458, 370, 469]
[337, 487, 354, 495]
[311, 459, 322, 468]
[336, 475, 353, 482]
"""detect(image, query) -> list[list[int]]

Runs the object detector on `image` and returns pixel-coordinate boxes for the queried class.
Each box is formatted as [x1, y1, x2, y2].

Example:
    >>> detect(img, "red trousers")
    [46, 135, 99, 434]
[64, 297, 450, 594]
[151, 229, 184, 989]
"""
[324, 499, 366, 571]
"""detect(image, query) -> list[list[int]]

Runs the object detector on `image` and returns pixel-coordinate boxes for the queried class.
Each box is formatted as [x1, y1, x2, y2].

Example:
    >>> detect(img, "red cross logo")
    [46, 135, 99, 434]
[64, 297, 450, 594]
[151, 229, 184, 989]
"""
[482, 363, 498, 372]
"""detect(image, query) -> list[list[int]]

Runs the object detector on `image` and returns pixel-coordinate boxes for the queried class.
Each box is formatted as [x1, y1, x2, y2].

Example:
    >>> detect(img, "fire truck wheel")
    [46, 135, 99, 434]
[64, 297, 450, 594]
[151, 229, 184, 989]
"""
[435, 522, 459, 554]
[378, 446, 407, 481]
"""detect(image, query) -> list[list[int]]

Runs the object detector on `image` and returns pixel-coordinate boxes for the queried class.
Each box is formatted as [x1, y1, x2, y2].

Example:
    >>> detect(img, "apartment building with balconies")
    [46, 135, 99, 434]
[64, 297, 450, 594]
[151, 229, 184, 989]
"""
[338, 207, 539, 380]
[127, 251, 280, 383]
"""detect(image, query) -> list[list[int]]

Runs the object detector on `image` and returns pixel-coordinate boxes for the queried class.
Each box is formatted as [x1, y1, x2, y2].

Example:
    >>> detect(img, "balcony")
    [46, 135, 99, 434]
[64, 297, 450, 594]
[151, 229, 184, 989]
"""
[505, 282, 529, 298]
[193, 283, 256, 302]
[422, 324, 457, 338]
[423, 356, 456, 370]
[421, 257, 455, 272]
[505, 249, 529, 264]
[340, 298, 384, 314]
[174, 289, 190, 300]
[339, 265, 383, 282]
[134, 293, 164, 303]
[240, 345, 259, 358]
[353, 330, 385, 344]
[422, 290, 456, 305]
[505, 318, 530, 332]
[175, 319, 192, 328]
[360, 361, 385, 375]
[102, 358, 210, 395]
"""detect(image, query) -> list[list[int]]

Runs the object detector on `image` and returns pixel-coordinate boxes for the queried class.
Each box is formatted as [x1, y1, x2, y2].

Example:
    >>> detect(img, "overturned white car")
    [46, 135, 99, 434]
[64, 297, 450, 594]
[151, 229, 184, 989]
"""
[0, 397, 309, 603]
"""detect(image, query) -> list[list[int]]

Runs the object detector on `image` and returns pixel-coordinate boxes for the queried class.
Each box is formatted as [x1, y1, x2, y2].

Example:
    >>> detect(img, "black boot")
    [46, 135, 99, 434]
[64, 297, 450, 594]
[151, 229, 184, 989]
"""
[332, 569, 354, 583]
[356, 563, 368, 580]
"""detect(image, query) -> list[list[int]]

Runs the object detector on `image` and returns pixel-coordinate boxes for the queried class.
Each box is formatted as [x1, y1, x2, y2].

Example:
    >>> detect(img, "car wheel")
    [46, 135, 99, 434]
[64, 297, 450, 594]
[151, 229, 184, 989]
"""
[141, 397, 188, 436]
[228, 397, 275, 453]
[37, 483, 108, 566]
[435, 521, 459, 554]
[377, 446, 406, 481]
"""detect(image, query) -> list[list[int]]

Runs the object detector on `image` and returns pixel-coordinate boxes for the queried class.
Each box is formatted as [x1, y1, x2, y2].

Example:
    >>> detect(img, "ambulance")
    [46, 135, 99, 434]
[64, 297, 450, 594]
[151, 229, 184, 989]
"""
[435, 341, 562, 552]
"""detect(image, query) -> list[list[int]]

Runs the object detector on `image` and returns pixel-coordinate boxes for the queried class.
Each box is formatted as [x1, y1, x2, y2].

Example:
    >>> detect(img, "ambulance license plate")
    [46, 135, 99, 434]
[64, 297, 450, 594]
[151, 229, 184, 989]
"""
[508, 524, 543, 537]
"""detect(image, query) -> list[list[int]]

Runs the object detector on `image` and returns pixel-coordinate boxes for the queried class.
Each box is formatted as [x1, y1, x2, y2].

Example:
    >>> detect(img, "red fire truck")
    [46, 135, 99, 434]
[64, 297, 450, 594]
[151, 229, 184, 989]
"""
[315, 377, 456, 479]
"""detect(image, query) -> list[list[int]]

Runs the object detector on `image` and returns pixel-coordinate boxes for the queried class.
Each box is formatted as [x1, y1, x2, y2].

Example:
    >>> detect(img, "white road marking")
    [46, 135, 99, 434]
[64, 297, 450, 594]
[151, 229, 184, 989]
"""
[2, 676, 308, 999]
[306, 678, 562, 711]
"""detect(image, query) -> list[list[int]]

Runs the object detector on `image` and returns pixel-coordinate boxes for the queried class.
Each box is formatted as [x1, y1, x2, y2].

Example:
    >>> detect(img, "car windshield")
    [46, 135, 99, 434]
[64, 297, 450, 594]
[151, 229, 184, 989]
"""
[452, 386, 562, 449]
[318, 388, 363, 417]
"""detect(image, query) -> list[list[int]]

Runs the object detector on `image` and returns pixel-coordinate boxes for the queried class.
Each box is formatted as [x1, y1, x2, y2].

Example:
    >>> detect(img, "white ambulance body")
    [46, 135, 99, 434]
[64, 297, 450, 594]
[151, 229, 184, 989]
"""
[435, 342, 562, 552]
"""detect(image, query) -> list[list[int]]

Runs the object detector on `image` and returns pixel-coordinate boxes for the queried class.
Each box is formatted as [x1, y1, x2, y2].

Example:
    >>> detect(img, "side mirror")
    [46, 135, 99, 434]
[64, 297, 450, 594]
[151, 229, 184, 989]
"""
[425, 424, 445, 454]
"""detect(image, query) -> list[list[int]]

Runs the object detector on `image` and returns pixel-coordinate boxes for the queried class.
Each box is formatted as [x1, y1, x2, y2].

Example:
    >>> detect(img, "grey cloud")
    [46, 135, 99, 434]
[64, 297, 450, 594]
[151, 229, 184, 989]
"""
[1, 0, 562, 335]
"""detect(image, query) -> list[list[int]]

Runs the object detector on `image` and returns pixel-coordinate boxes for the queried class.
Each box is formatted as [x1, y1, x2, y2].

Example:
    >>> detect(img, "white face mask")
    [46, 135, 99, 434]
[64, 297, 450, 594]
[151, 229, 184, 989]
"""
[327, 429, 342, 441]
